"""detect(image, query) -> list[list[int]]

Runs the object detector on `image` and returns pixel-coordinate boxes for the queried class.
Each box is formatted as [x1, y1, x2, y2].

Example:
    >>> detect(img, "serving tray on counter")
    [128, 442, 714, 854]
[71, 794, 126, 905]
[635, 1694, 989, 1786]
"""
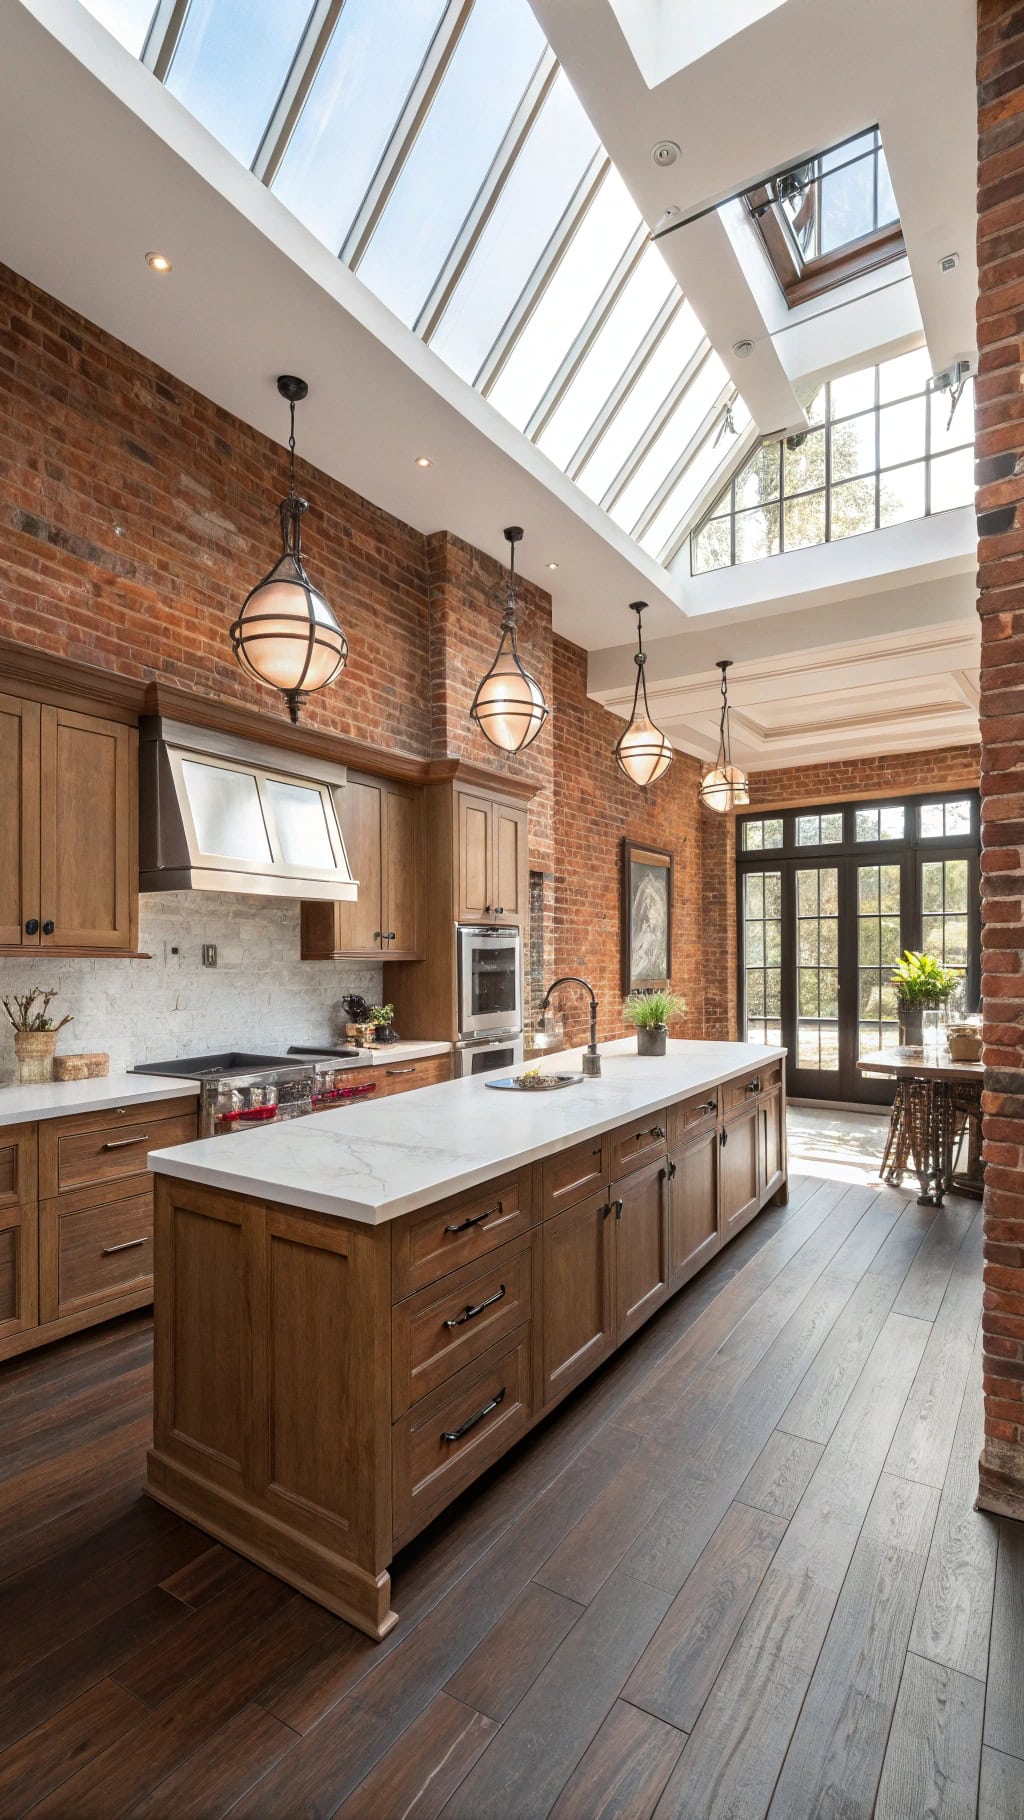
[485, 1074, 584, 1092]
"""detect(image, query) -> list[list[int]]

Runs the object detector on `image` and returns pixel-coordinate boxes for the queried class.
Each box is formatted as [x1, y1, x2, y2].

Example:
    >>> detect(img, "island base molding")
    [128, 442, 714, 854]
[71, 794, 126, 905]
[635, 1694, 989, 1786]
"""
[146, 1057, 786, 1639]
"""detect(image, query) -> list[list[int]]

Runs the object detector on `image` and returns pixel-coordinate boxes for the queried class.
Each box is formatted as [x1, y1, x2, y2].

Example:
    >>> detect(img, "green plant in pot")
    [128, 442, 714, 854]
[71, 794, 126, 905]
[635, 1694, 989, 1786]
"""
[623, 989, 686, 1057]
[890, 951, 959, 1049]
[368, 1003, 397, 1045]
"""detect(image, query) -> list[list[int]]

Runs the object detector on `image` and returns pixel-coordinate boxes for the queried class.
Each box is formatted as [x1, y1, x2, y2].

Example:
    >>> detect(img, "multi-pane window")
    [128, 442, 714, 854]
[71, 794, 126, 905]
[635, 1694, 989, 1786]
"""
[796, 812, 843, 846]
[855, 805, 905, 842]
[691, 348, 973, 574]
[857, 863, 902, 1059]
[920, 798, 973, 839]
[796, 868, 839, 1071]
[743, 872, 782, 1046]
[742, 128, 904, 310]
[741, 817, 783, 851]
[921, 858, 970, 1014]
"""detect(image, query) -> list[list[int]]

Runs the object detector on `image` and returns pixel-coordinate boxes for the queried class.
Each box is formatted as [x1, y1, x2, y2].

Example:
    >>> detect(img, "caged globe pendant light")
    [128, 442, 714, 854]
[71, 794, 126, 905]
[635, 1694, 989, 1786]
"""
[700, 659, 749, 812]
[469, 526, 549, 754]
[231, 376, 348, 724]
[614, 601, 673, 786]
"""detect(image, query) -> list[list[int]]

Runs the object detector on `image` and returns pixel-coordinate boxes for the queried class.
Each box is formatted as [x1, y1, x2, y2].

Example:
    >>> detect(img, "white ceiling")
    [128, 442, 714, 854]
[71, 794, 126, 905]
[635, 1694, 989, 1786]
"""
[0, 0, 979, 765]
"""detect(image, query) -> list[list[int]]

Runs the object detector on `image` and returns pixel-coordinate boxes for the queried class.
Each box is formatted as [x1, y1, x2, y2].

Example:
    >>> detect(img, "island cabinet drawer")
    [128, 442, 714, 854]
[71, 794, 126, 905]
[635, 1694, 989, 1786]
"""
[606, 1110, 670, 1180]
[722, 1063, 782, 1116]
[541, 1134, 607, 1218]
[40, 1180, 153, 1321]
[392, 1325, 532, 1547]
[39, 1099, 197, 1197]
[391, 1232, 534, 1417]
[669, 1089, 720, 1147]
[378, 1054, 451, 1096]
[391, 1169, 535, 1301]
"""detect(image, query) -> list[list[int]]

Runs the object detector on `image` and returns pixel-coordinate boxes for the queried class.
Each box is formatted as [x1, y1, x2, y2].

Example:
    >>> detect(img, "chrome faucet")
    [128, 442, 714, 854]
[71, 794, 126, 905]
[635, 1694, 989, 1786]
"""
[538, 976, 601, 1078]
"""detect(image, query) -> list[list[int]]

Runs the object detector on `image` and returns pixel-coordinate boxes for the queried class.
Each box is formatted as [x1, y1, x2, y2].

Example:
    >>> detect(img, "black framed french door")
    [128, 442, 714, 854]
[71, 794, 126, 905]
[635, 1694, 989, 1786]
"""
[737, 792, 980, 1106]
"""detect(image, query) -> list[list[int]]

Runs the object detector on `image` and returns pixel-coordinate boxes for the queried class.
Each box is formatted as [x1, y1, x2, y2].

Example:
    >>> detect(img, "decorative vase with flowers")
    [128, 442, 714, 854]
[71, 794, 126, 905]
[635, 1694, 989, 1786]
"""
[368, 1003, 399, 1045]
[2, 987, 73, 1083]
[890, 952, 959, 1053]
[622, 989, 687, 1057]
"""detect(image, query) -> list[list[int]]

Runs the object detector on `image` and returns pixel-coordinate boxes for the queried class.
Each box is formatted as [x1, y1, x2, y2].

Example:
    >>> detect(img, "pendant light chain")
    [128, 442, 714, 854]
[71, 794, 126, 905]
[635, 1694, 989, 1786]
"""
[699, 658, 749, 812]
[469, 526, 550, 755]
[614, 601, 673, 786]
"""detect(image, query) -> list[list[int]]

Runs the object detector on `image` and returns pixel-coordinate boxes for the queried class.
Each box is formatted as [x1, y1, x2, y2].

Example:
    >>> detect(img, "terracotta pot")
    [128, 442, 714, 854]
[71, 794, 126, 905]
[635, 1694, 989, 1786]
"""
[636, 1025, 667, 1057]
[13, 1030, 58, 1084]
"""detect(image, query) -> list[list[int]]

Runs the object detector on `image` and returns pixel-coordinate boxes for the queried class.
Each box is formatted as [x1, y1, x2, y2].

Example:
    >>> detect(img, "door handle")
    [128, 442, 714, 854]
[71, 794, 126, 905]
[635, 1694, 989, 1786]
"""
[720, 1127, 728, 1147]
[443, 1285, 506, 1328]
[24, 919, 38, 935]
[445, 1202, 502, 1234]
[42, 921, 55, 935]
[664, 1160, 677, 1180]
[441, 1387, 505, 1443]
[745, 1079, 761, 1095]
[494, 906, 504, 915]
[613, 1198, 624, 1220]
[700, 1099, 717, 1116]
[386, 931, 396, 941]
[649, 1125, 666, 1140]
[102, 1235, 149, 1256]
[101, 1135, 148, 1150]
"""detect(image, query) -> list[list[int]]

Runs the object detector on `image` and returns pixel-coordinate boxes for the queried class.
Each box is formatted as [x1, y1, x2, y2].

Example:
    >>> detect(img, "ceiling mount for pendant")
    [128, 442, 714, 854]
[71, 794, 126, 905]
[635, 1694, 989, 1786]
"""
[469, 526, 549, 755]
[614, 602, 673, 787]
[699, 658, 749, 813]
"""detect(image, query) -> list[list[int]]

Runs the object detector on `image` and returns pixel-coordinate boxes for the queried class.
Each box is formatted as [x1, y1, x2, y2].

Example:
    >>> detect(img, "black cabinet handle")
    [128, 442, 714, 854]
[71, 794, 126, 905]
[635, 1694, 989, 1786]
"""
[24, 919, 39, 935]
[494, 906, 504, 915]
[386, 931, 396, 942]
[613, 1198, 624, 1220]
[664, 1160, 677, 1180]
[42, 921, 55, 935]
[601, 1201, 613, 1218]
[700, 1099, 717, 1116]
[442, 1386, 505, 1443]
[373, 931, 382, 941]
[650, 1125, 666, 1140]
[746, 1078, 761, 1095]
[443, 1285, 506, 1329]
[446, 1202, 502, 1235]
[720, 1127, 728, 1147]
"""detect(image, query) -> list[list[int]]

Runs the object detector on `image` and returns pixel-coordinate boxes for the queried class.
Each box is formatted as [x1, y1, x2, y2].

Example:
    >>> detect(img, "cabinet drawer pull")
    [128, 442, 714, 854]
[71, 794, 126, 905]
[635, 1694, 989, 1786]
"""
[101, 1135, 149, 1150]
[387, 1066, 417, 1076]
[445, 1202, 502, 1234]
[102, 1235, 149, 1256]
[613, 1198, 624, 1220]
[649, 1124, 666, 1140]
[700, 1099, 717, 1116]
[441, 1386, 505, 1443]
[745, 1078, 761, 1095]
[443, 1285, 506, 1329]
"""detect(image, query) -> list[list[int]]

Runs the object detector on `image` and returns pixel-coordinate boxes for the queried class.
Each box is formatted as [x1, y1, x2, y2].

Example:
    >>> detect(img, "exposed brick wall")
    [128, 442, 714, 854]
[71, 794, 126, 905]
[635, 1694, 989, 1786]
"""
[746, 746, 980, 809]
[977, 0, 1024, 1521]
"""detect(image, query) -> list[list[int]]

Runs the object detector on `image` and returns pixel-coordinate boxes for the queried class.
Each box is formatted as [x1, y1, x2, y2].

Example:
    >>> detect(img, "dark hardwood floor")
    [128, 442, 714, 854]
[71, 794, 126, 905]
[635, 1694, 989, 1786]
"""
[0, 1159, 1009, 1819]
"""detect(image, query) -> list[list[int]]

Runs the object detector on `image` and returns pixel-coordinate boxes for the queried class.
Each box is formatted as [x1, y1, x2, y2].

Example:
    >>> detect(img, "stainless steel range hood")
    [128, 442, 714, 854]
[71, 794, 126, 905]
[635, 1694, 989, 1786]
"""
[139, 718, 357, 901]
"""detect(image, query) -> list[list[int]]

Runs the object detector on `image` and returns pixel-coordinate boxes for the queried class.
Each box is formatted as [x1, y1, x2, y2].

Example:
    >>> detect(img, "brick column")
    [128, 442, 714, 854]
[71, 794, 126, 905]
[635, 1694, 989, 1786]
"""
[977, 0, 1024, 1519]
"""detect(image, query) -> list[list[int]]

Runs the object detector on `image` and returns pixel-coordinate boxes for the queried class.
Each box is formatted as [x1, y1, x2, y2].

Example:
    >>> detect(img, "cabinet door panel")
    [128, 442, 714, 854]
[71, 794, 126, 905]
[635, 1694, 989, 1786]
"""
[759, 1088, 784, 1199]
[613, 1157, 670, 1342]
[457, 793, 492, 922]
[330, 777, 384, 954]
[720, 1106, 760, 1239]
[669, 1130, 719, 1288]
[384, 785, 423, 956]
[492, 802, 526, 923]
[0, 693, 40, 948]
[541, 1192, 614, 1406]
[39, 708, 135, 950]
[0, 1203, 38, 1341]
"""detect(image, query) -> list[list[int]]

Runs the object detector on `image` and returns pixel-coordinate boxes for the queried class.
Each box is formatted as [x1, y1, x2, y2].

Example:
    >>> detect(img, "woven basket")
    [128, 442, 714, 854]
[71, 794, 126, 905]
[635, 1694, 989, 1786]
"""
[13, 1030, 58, 1084]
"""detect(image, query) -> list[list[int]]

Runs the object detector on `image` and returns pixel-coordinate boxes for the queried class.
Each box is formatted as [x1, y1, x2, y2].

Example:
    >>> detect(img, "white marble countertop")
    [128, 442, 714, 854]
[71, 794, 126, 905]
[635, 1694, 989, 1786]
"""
[149, 1038, 784, 1227]
[0, 1072, 199, 1127]
[364, 1041, 451, 1065]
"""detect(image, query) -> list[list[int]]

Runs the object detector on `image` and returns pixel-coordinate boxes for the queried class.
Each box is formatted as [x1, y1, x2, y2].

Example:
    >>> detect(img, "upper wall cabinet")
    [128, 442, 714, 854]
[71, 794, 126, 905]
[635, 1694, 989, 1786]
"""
[302, 774, 423, 961]
[456, 789, 527, 927]
[0, 692, 138, 956]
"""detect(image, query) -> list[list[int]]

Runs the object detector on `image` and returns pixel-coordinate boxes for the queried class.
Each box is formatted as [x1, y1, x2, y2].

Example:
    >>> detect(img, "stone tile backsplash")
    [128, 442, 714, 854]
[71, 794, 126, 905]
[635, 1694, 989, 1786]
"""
[0, 893, 383, 1078]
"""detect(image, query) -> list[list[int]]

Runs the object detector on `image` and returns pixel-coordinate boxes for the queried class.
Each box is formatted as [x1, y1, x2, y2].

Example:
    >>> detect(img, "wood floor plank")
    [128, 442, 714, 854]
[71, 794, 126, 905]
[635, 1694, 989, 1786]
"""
[985, 1519, 1024, 1760]
[874, 1653, 984, 1820]
[547, 1699, 686, 1820]
[160, 1543, 251, 1609]
[824, 1188, 904, 1279]
[766, 1472, 940, 1818]
[0, 1442, 149, 1585]
[0, 1676, 145, 1815]
[115, 1563, 294, 1706]
[980, 1746, 1024, 1820]
[623, 1501, 786, 1734]
[735, 1430, 823, 1520]
[909, 1336, 998, 1681]
[0, 1409, 153, 1520]
[534, 1430, 688, 1606]
[891, 1200, 978, 1322]
[125, 1703, 302, 1820]
[865, 1199, 938, 1283]
[334, 1693, 496, 1820]
[777, 1271, 901, 1444]
[444, 1583, 582, 1721]
[439, 1568, 672, 1820]
[886, 1212, 982, 1488]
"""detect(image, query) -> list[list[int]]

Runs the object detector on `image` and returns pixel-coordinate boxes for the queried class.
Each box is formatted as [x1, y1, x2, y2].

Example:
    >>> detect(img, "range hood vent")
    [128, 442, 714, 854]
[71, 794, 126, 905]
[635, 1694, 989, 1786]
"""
[139, 717, 357, 901]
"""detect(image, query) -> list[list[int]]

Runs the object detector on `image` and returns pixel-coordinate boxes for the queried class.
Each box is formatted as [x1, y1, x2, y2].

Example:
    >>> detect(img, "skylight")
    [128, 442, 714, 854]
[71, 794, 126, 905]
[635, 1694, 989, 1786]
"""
[79, 0, 746, 569]
[690, 348, 974, 574]
[742, 128, 905, 307]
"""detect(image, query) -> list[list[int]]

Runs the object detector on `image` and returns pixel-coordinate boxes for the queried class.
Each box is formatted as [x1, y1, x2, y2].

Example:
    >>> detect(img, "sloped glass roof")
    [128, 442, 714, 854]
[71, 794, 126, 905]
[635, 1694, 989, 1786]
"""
[80, 0, 746, 568]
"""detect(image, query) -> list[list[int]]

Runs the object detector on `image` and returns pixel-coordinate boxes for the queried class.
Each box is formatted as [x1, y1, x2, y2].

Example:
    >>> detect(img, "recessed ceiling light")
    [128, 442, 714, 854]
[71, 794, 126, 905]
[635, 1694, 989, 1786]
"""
[145, 251, 172, 273]
[415, 455, 432, 468]
[546, 561, 559, 570]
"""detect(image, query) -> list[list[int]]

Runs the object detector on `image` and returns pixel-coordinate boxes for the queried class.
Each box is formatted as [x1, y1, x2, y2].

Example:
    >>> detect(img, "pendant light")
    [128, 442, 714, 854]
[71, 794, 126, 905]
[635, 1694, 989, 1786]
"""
[700, 659, 750, 812]
[231, 376, 348, 724]
[469, 526, 549, 753]
[614, 601, 673, 787]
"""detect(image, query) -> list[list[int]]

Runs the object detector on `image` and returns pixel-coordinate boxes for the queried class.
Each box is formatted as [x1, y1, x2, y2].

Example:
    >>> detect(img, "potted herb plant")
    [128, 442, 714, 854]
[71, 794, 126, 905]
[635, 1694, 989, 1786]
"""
[2, 987, 73, 1083]
[368, 1003, 398, 1045]
[622, 989, 686, 1057]
[890, 951, 959, 1051]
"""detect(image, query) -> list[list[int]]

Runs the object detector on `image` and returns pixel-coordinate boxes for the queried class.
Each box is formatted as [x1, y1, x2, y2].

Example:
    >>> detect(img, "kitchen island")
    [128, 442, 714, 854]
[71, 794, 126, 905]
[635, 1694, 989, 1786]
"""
[146, 1038, 786, 1638]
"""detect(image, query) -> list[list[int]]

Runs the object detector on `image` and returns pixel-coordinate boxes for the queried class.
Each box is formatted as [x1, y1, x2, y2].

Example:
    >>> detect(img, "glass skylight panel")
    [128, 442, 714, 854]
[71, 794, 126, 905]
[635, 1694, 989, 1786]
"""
[536, 246, 675, 469]
[486, 167, 641, 432]
[80, 0, 156, 55]
[429, 71, 598, 383]
[609, 349, 728, 533]
[356, 0, 546, 328]
[818, 130, 876, 254]
[272, 0, 446, 252]
[574, 301, 705, 503]
[639, 413, 740, 559]
[165, 0, 314, 168]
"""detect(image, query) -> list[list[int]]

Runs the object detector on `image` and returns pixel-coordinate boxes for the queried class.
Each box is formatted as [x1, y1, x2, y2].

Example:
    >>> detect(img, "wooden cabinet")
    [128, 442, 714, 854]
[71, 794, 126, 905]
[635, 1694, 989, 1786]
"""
[376, 1054, 451, 1096]
[668, 1127, 719, 1289]
[302, 774, 423, 961]
[758, 1087, 785, 1201]
[0, 1202, 38, 1341]
[0, 695, 137, 956]
[456, 789, 527, 926]
[607, 1109, 669, 1180]
[540, 1191, 614, 1407]
[612, 1157, 671, 1342]
[720, 1104, 761, 1239]
[39, 1179, 153, 1323]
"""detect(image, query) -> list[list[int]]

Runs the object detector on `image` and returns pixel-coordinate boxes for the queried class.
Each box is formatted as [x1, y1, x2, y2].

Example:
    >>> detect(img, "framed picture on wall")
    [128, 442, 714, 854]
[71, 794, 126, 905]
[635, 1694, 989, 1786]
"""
[622, 842, 673, 992]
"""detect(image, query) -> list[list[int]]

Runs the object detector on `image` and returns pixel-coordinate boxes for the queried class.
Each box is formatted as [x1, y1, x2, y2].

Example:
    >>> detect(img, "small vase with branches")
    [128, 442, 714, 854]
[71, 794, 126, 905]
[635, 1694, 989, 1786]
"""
[2, 987, 73, 1084]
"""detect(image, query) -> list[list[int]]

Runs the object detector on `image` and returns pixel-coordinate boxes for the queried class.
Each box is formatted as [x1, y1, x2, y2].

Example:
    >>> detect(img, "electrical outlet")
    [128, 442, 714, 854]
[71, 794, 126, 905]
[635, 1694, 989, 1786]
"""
[201, 943, 217, 968]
